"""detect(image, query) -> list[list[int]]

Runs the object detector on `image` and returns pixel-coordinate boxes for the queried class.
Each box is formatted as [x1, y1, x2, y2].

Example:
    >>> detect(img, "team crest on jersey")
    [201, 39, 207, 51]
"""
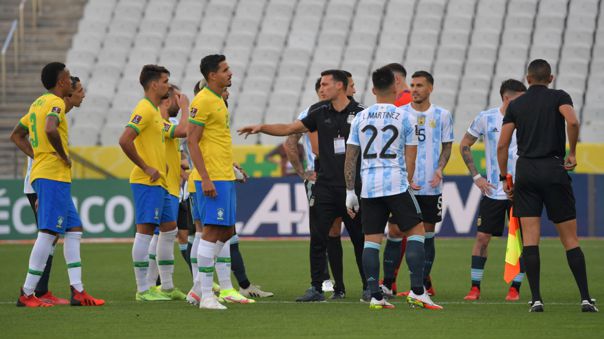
[51, 106, 61, 114]
[190, 108, 198, 118]
[56, 216, 64, 229]
[131, 114, 143, 124]
[430, 119, 436, 129]
[217, 208, 225, 221]
[417, 116, 425, 126]
[477, 216, 482, 226]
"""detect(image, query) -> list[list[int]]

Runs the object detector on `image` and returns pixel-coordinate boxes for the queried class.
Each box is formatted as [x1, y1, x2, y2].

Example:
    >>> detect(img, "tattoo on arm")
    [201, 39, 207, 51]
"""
[460, 134, 479, 176]
[285, 133, 305, 177]
[438, 142, 453, 170]
[344, 145, 360, 190]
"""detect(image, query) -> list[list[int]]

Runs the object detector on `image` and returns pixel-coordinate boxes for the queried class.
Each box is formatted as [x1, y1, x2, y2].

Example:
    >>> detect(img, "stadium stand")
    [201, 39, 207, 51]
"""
[2, 0, 603, 155]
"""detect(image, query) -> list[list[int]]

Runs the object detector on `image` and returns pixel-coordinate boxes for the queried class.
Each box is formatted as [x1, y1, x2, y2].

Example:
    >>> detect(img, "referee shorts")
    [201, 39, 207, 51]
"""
[514, 157, 576, 223]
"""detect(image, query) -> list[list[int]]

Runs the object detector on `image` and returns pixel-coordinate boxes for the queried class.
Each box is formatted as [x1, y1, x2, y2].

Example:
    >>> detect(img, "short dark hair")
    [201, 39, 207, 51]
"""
[372, 67, 395, 92]
[528, 59, 552, 82]
[193, 81, 202, 95]
[341, 70, 352, 78]
[411, 70, 434, 85]
[499, 79, 527, 98]
[384, 63, 407, 78]
[200, 54, 226, 80]
[70, 76, 80, 89]
[41, 62, 66, 90]
[139, 64, 170, 90]
[321, 69, 348, 90]
[314, 77, 321, 93]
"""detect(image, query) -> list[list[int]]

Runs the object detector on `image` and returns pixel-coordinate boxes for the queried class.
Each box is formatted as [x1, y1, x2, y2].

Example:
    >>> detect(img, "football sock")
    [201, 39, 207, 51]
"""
[423, 232, 436, 288]
[392, 236, 408, 283]
[34, 243, 55, 296]
[566, 247, 591, 301]
[327, 236, 344, 292]
[190, 232, 201, 287]
[511, 256, 524, 290]
[146, 234, 159, 288]
[179, 242, 192, 273]
[132, 233, 152, 293]
[321, 253, 330, 281]
[215, 240, 234, 291]
[406, 235, 426, 296]
[362, 241, 382, 299]
[157, 229, 177, 290]
[23, 232, 55, 296]
[522, 245, 542, 302]
[471, 255, 487, 288]
[197, 239, 217, 299]
[382, 235, 402, 290]
[64, 232, 84, 292]
[229, 235, 250, 289]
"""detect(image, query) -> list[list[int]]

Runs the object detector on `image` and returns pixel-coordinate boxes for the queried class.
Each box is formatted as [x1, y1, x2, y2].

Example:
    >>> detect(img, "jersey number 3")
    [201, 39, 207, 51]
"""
[361, 124, 398, 159]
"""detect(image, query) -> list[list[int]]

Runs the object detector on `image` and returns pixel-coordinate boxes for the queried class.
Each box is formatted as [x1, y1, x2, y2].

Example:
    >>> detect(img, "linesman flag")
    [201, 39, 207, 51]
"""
[504, 174, 522, 284]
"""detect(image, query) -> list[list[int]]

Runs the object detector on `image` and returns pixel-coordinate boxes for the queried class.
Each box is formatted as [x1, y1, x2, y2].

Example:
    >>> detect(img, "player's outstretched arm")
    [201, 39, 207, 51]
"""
[559, 104, 579, 170]
[119, 126, 159, 181]
[187, 123, 216, 197]
[10, 123, 34, 158]
[237, 120, 308, 138]
[173, 93, 189, 138]
[45, 115, 70, 167]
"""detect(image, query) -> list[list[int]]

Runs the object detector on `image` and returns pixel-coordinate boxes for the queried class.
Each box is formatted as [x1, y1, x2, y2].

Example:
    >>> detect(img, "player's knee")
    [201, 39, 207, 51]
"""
[476, 232, 491, 247]
[387, 223, 404, 237]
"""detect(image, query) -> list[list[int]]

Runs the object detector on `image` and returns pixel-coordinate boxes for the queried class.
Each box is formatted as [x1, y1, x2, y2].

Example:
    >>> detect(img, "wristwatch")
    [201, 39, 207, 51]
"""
[499, 174, 506, 182]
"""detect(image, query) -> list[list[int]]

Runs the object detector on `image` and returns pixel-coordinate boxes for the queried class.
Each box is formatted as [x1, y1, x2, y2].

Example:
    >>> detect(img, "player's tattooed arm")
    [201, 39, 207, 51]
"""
[438, 142, 453, 171]
[284, 133, 307, 179]
[344, 145, 360, 191]
[10, 123, 34, 158]
[460, 133, 479, 176]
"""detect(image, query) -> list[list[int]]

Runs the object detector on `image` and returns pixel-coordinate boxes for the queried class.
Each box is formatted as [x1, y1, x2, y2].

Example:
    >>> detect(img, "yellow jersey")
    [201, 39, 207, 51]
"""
[19, 93, 71, 183]
[127, 98, 173, 188]
[188, 87, 235, 181]
[188, 168, 197, 193]
[164, 118, 180, 197]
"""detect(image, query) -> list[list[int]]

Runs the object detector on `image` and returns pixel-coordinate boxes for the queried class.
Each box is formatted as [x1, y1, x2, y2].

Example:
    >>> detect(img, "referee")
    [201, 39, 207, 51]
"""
[497, 59, 597, 313]
[237, 70, 367, 302]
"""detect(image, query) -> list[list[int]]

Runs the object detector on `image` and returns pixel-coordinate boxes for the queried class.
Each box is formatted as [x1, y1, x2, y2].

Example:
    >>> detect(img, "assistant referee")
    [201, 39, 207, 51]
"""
[497, 59, 597, 313]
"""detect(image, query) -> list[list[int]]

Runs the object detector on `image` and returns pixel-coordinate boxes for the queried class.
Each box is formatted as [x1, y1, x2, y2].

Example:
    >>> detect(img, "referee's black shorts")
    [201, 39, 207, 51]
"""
[514, 157, 576, 223]
[362, 191, 423, 235]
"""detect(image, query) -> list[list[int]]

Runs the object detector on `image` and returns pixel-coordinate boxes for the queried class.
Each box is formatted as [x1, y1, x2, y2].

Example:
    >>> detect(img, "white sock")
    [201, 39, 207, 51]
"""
[132, 233, 152, 293]
[157, 228, 177, 290]
[190, 232, 202, 292]
[197, 239, 217, 299]
[64, 232, 84, 292]
[146, 234, 159, 288]
[215, 240, 233, 291]
[23, 232, 56, 296]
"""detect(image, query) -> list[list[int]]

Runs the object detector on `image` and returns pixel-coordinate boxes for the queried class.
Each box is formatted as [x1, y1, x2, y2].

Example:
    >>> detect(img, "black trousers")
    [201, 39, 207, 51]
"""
[310, 183, 365, 291]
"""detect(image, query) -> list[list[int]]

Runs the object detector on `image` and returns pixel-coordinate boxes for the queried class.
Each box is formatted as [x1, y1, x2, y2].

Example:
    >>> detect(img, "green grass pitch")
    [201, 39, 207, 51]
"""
[1, 239, 602, 338]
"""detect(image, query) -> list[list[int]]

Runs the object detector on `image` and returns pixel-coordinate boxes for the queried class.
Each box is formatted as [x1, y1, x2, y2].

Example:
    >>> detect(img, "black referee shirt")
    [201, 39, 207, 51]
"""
[503, 84, 573, 158]
[301, 98, 364, 188]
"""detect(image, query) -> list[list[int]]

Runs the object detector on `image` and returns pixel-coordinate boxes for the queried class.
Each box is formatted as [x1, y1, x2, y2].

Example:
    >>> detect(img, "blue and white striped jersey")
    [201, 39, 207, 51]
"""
[403, 103, 455, 196]
[297, 107, 316, 172]
[467, 107, 518, 200]
[347, 103, 417, 199]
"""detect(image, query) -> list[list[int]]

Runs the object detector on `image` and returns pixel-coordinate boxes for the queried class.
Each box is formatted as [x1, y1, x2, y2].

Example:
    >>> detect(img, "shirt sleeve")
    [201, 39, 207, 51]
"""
[467, 113, 484, 138]
[47, 97, 66, 123]
[346, 115, 360, 146]
[188, 96, 210, 127]
[558, 90, 574, 108]
[19, 114, 30, 130]
[126, 105, 149, 135]
[503, 104, 515, 125]
[301, 109, 318, 132]
[441, 110, 455, 142]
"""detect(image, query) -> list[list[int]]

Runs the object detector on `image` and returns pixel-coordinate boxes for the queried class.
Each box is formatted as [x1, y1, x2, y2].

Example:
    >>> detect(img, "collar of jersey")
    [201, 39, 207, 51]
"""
[144, 97, 159, 111]
[203, 86, 223, 99]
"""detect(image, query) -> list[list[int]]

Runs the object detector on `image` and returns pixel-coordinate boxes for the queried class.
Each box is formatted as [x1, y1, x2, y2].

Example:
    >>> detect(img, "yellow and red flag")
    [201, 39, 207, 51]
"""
[504, 174, 522, 283]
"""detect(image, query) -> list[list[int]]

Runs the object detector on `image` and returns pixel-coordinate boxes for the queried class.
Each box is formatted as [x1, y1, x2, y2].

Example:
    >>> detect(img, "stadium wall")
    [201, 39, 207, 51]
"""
[1, 175, 602, 240]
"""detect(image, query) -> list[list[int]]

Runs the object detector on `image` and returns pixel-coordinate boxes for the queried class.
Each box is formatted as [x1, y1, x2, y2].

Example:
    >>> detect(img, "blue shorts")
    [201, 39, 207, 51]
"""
[190, 194, 201, 222]
[131, 184, 173, 225]
[163, 194, 179, 223]
[194, 180, 236, 227]
[32, 179, 82, 234]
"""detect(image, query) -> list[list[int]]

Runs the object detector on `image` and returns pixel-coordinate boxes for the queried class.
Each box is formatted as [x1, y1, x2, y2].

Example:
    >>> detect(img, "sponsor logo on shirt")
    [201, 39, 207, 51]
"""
[131, 115, 143, 124]
[51, 106, 61, 114]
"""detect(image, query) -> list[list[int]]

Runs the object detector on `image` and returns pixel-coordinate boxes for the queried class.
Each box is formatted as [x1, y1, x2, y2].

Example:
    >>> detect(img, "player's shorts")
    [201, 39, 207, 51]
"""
[163, 194, 179, 223]
[476, 196, 511, 236]
[361, 190, 423, 235]
[415, 194, 442, 224]
[32, 179, 82, 234]
[131, 184, 172, 225]
[514, 157, 576, 223]
[177, 198, 193, 231]
[195, 180, 236, 227]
